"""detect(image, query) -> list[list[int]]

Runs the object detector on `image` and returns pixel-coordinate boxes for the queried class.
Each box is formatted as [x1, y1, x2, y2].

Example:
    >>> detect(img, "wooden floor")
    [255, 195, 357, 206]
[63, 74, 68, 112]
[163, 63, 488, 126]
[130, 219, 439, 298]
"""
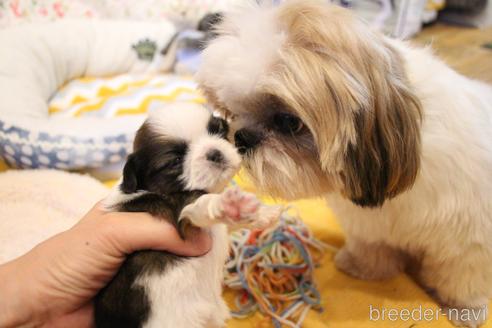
[413, 24, 492, 83]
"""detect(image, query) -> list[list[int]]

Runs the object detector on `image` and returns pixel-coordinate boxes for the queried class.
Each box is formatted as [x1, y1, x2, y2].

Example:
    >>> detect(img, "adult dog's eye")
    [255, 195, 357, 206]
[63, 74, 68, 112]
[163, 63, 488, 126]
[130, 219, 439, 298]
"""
[272, 113, 304, 135]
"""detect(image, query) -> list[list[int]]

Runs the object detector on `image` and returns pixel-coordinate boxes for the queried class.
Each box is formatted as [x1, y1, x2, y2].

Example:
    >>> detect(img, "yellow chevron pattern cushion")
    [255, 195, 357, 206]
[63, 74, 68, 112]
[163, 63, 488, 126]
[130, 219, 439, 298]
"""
[49, 74, 206, 118]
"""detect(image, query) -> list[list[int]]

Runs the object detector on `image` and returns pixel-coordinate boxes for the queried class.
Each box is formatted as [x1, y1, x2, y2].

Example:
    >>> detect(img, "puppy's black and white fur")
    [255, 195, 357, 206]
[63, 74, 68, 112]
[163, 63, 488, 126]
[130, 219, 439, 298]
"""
[94, 103, 280, 328]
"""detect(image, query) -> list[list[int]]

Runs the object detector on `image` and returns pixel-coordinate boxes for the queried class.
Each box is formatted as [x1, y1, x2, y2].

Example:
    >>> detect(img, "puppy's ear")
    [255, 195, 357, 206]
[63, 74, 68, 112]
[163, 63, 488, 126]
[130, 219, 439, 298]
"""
[121, 154, 139, 194]
[341, 61, 422, 207]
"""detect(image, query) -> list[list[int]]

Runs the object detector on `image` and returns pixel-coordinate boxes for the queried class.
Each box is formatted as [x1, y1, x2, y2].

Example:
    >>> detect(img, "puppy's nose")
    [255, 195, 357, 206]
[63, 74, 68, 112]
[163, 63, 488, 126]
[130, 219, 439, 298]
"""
[206, 149, 224, 164]
[234, 129, 262, 154]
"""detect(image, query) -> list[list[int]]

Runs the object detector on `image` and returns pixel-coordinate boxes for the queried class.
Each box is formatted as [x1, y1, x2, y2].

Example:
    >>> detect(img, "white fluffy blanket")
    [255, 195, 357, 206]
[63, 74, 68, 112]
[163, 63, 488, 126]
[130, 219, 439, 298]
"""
[0, 170, 108, 264]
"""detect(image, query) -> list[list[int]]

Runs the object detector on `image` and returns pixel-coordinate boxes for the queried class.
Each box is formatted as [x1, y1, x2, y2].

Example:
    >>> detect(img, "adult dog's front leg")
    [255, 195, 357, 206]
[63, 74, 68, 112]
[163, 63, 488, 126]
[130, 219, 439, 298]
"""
[335, 238, 406, 281]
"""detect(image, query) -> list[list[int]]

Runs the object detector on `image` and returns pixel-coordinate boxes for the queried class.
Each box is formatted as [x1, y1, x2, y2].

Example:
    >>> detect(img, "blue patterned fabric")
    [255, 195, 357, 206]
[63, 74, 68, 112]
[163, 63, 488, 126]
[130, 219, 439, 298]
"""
[0, 120, 132, 170]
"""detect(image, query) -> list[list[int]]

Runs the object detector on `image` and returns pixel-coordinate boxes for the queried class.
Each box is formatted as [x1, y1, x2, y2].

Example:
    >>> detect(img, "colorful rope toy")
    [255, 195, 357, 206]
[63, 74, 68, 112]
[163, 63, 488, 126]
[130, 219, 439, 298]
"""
[224, 207, 334, 328]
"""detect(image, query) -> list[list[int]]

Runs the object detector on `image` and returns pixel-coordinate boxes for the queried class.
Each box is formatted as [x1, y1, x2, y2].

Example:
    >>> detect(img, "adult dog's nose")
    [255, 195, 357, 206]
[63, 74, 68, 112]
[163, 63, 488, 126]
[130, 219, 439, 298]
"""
[234, 129, 262, 154]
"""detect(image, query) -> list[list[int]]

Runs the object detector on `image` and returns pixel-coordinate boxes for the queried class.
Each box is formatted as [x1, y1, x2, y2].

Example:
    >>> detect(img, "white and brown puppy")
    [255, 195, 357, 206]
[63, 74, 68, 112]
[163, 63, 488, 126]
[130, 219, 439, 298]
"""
[95, 103, 280, 328]
[196, 1, 492, 327]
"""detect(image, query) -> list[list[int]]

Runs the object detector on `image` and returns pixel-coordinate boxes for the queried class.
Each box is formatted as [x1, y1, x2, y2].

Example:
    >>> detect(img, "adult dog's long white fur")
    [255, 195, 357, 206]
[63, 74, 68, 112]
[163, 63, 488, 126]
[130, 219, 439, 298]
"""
[197, 1, 492, 327]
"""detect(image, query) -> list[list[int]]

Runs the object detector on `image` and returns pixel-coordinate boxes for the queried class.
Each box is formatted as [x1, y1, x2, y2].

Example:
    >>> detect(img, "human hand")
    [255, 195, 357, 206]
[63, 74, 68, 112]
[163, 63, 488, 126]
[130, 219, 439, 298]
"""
[0, 202, 212, 328]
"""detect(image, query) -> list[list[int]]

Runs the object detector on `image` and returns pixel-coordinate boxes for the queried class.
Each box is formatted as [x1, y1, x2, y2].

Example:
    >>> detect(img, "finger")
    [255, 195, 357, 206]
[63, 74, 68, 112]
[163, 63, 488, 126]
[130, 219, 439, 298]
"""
[103, 212, 212, 257]
[49, 302, 94, 328]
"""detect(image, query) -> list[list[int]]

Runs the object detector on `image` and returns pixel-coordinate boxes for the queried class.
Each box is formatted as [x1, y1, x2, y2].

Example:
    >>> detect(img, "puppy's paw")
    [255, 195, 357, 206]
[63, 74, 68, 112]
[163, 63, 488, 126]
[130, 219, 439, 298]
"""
[251, 204, 283, 229]
[219, 187, 281, 228]
[220, 187, 261, 223]
[445, 304, 488, 328]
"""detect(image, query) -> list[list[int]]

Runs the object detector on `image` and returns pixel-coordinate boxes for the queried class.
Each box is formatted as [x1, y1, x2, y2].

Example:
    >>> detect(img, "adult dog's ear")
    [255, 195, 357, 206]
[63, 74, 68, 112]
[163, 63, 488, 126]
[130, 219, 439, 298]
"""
[341, 54, 422, 207]
[276, 1, 422, 207]
[120, 153, 139, 194]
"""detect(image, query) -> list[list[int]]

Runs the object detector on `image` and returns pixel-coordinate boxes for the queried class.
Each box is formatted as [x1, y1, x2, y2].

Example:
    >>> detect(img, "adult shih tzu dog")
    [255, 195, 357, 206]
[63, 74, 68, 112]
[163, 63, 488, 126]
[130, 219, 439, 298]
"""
[196, 1, 492, 327]
[95, 103, 280, 328]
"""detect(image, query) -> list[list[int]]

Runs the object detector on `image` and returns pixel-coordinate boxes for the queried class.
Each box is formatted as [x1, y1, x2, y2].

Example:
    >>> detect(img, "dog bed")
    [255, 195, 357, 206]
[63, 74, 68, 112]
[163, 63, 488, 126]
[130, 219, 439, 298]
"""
[0, 169, 108, 264]
[0, 20, 182, 177]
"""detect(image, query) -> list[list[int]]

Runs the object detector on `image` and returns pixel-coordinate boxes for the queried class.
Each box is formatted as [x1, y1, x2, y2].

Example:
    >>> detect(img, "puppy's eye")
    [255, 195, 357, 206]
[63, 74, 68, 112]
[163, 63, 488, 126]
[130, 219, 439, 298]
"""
[207, 116, 229, 139]
[169, 157, 182, 168]
[272, 113, 304, 135]
[149, 156, 183, 179]
[156, 157, 182, 173]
